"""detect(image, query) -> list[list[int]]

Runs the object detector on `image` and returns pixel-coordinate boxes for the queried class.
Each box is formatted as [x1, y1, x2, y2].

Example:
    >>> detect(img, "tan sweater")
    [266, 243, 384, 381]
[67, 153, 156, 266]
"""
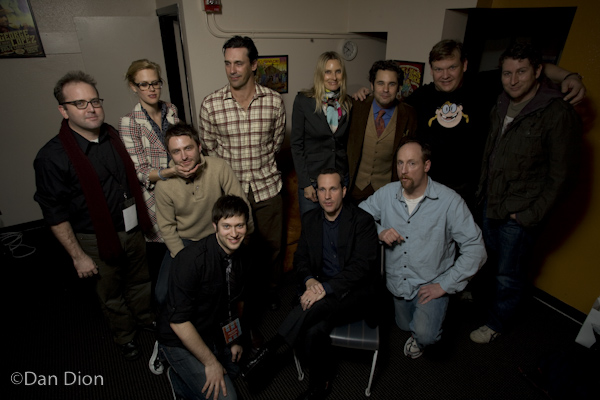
[155, 154, 252, 257]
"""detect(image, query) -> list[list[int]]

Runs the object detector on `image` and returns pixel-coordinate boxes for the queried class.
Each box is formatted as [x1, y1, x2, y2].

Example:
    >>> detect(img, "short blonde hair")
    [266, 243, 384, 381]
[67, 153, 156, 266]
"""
[125, 59, 162, 86]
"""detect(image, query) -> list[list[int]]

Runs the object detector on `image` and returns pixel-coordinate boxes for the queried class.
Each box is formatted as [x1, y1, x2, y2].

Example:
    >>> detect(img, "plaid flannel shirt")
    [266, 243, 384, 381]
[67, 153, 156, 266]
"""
[199, 84, 286, 203]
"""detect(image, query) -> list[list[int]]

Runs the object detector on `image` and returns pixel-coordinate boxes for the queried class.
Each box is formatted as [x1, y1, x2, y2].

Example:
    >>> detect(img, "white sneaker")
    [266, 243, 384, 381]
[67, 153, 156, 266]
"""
[149, 340, 164, 375]
[470, 325, 501, 344]
[403, 336, 423, 359]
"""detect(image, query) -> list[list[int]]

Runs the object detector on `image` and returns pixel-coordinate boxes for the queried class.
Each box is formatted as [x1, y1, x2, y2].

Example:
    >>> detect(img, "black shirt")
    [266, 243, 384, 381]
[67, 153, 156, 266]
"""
[322, 210, 341, 278]
[158, 234, 247, 349]
[33, 125, 130, 232]
[405, 70, 501, 207]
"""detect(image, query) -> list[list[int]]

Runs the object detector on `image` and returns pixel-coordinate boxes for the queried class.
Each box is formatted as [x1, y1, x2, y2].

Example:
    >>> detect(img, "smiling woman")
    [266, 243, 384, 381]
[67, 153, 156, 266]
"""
[290, 51, 353, 218]
[118, 60, 182, 332]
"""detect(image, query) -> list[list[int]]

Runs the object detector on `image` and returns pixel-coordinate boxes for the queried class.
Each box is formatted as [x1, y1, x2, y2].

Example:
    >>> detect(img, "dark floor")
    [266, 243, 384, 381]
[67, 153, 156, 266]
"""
[4, 225, 597, 400]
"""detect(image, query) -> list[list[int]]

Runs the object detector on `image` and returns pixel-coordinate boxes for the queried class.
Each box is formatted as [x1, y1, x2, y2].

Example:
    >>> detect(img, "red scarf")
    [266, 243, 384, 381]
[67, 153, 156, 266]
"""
[58, 119, 152, 261]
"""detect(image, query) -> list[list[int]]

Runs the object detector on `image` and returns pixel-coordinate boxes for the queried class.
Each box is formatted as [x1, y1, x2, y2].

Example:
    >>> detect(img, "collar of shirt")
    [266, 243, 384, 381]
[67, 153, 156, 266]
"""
[223, 83, 268, 101]
[396, 177, 439, 204]
[72, 125, 109, 154]
[140, 101, 169, 130]
[372, 99, 395, 128]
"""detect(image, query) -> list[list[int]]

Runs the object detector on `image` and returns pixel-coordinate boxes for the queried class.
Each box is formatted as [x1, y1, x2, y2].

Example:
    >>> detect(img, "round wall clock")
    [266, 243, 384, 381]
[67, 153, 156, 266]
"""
[339, 40, 358, 61]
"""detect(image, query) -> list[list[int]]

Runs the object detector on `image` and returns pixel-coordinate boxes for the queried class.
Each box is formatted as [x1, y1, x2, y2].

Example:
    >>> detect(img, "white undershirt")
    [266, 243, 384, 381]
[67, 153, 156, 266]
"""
[404, 191, 424, 215]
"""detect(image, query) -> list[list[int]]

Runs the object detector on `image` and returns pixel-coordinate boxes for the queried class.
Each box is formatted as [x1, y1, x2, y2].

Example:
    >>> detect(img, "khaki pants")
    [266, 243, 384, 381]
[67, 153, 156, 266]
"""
[77, 229, 153, 344]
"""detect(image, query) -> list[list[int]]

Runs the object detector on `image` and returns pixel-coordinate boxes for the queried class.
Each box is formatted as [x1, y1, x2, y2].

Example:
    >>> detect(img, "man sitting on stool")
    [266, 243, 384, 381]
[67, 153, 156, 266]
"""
[243, 168, 379, 400]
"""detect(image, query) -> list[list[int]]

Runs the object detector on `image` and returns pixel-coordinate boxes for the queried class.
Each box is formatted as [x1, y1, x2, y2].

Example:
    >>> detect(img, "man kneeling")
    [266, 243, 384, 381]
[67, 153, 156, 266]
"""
[157, 195, 250, 400]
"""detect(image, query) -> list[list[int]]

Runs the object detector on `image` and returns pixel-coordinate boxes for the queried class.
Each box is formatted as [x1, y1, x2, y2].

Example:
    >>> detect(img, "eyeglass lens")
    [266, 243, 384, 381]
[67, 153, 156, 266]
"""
[137, 81, 163, 90]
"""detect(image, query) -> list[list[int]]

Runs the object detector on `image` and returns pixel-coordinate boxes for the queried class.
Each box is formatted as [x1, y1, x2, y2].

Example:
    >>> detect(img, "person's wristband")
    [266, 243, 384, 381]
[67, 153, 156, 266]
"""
[157, 168, 168, 181]
[563, 72, 582, 81]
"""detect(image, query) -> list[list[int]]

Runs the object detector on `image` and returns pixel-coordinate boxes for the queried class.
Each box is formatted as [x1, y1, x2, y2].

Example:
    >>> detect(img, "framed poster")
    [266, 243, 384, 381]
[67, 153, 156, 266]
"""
[255, 55, 288, 94]
[0, 0, 45, 58]
[394, 60, 425, 99]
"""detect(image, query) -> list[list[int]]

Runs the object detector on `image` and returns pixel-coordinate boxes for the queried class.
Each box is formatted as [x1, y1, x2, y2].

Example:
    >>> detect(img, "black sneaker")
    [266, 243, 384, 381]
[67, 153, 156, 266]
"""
[120, 340, 140, 361]
[241, 345, 273, 379]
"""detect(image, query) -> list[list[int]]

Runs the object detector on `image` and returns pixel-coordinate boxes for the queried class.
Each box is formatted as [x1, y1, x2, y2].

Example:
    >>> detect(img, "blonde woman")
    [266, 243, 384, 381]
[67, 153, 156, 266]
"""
[119, 59, 189, 375]
[291, 51, 352, 216]
[119, 60, 186, 249]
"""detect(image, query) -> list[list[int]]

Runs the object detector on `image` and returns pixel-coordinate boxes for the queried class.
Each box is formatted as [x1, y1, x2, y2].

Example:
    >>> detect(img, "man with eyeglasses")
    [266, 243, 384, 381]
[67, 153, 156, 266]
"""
[34, 71, 155, 361]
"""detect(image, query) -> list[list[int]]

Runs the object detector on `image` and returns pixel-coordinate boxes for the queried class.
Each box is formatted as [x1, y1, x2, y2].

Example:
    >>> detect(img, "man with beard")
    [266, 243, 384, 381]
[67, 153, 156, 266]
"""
[359, 140, 486, 359]
[154, 123, 251, 305]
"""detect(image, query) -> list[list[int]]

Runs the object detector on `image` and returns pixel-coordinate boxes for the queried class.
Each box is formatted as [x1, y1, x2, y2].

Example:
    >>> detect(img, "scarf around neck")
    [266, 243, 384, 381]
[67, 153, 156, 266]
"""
[322, 90, 344, 131]
[58, 119, 152, 261]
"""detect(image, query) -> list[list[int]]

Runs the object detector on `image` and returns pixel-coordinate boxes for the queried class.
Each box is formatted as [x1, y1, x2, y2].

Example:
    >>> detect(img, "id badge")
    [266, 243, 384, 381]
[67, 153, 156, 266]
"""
[221, 317, 242, 344]
[122, 197, 138, 232]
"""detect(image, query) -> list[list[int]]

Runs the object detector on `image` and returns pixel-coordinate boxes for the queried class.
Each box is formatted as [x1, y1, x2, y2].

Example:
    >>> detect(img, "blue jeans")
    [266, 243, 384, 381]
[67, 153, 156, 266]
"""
[482, 216, 537, 333]
[155, 239, 194, 306]
[393, 295, 449, 349]
[160, 343, 239, 400]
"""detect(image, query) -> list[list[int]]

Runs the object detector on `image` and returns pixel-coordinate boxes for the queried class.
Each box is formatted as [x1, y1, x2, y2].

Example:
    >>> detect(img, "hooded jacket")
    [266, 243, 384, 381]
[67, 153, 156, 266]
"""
[477, 80, 581, 227]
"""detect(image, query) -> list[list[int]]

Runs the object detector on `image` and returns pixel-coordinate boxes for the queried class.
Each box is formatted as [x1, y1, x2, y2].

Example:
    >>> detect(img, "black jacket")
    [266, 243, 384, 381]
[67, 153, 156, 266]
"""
[478, 80, 582, 227]
[294, 202, 379, 299]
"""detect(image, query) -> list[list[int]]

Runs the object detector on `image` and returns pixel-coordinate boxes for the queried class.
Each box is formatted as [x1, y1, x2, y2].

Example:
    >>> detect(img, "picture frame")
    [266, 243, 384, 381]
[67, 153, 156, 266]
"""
[0, 0, 45, 58]
[255, 55, 288, 94]
[393, 60, 425, 99]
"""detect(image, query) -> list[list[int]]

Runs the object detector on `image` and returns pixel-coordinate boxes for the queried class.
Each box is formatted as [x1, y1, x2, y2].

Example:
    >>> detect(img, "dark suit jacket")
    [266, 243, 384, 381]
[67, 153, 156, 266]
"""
[347, 96, 417, 192]
[294, 202, 379, 300]
[291, 92, 350, 189]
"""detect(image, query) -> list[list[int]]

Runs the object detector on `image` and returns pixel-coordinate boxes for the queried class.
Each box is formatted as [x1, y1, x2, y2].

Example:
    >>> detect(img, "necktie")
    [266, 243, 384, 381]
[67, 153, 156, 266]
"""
[375, 109, 386, 137]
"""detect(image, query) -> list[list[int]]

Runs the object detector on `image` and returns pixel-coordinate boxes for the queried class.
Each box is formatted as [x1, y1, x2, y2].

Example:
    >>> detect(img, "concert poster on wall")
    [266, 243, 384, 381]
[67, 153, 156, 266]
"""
[394, 60, 425, 99]
[0, 0, 45, 58]
[255, 55, 288, 94]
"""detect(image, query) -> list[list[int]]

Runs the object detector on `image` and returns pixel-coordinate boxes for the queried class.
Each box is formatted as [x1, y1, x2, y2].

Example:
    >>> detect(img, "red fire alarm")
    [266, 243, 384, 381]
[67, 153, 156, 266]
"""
[204, 0, 222, 13]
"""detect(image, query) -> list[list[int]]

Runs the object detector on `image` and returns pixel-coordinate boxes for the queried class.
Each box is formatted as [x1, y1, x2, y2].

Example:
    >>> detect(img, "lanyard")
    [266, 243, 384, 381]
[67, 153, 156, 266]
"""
[226, 258, 233, 319]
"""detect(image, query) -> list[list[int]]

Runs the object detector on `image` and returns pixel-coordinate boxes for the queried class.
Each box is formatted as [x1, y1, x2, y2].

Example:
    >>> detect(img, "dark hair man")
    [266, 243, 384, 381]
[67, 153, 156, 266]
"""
[200, 35, 286, 311]
[242, 168, 379, 399]
[34, 71, 154, 361]
[153, 123, 251, 306]
[347, 60, 418, 203]
[360, 139, 487, 359]
[470, 42, 581, 344]
[354, 40, 585, 211]
[157, 195, 250, 400]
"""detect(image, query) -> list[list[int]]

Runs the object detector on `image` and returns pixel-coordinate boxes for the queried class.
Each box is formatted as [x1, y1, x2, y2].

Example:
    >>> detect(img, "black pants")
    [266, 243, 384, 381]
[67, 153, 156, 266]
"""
[277, 291, 370, 386]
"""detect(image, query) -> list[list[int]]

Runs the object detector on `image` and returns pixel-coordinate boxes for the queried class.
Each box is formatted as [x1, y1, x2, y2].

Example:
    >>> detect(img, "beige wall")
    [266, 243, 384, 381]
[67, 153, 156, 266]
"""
[1, 0, 595, 313]
[0, 0, 386, 227]
[166, 0, 387, 129]
[0, 0, 156, 228]
[347, 0, 478, 82]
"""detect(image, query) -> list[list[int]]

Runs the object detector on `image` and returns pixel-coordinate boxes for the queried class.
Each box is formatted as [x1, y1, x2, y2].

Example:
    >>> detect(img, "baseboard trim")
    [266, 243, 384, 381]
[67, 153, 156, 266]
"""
[0, 219, 47, 235]
[532, 287, 587, 325]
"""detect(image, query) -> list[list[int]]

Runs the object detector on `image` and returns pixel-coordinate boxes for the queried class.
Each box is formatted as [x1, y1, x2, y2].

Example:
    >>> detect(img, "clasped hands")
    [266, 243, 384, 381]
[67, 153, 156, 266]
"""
[300, 278, 326, 310]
